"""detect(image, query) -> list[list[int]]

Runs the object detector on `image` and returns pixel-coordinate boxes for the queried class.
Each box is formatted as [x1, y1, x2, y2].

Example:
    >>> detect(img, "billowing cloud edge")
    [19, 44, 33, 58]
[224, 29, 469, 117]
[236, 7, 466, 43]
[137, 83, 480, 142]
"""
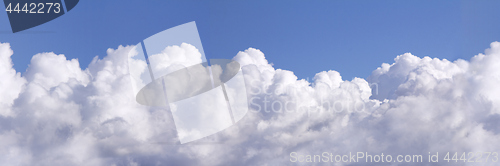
[0, 42, 499, 165]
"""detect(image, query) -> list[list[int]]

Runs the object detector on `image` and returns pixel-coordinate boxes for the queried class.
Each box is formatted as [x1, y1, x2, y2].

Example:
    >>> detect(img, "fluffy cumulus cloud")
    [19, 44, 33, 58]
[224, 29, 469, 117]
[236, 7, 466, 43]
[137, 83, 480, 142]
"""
[1, 41, 500, 165]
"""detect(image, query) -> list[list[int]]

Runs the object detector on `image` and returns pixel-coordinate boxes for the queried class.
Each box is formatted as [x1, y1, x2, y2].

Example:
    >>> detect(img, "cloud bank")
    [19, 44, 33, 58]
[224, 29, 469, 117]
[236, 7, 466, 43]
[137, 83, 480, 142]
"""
[0, 41, 500, 165]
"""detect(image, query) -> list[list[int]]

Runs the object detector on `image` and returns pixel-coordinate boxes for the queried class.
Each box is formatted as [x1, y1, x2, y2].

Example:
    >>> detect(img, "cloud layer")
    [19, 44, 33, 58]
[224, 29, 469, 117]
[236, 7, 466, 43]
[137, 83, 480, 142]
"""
[0, 41, 500, 165]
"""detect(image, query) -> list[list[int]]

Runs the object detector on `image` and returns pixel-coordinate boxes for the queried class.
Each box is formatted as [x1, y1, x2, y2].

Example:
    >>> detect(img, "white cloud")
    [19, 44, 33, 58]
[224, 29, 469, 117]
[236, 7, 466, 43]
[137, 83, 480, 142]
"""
[0, 43, 26, 117]
[148, 42, 204, 76]
[0, 41, 500, 165]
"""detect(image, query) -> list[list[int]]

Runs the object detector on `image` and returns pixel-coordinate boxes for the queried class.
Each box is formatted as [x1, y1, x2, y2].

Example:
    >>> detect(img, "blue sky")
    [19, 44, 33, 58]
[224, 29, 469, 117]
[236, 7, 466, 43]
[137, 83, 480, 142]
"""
[1, 0, 499, 80]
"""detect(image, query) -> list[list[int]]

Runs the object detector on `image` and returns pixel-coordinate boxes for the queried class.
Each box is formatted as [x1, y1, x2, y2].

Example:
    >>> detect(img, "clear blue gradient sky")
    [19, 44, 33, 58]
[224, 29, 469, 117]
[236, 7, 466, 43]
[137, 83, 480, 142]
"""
[0, 0, 499, 80]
